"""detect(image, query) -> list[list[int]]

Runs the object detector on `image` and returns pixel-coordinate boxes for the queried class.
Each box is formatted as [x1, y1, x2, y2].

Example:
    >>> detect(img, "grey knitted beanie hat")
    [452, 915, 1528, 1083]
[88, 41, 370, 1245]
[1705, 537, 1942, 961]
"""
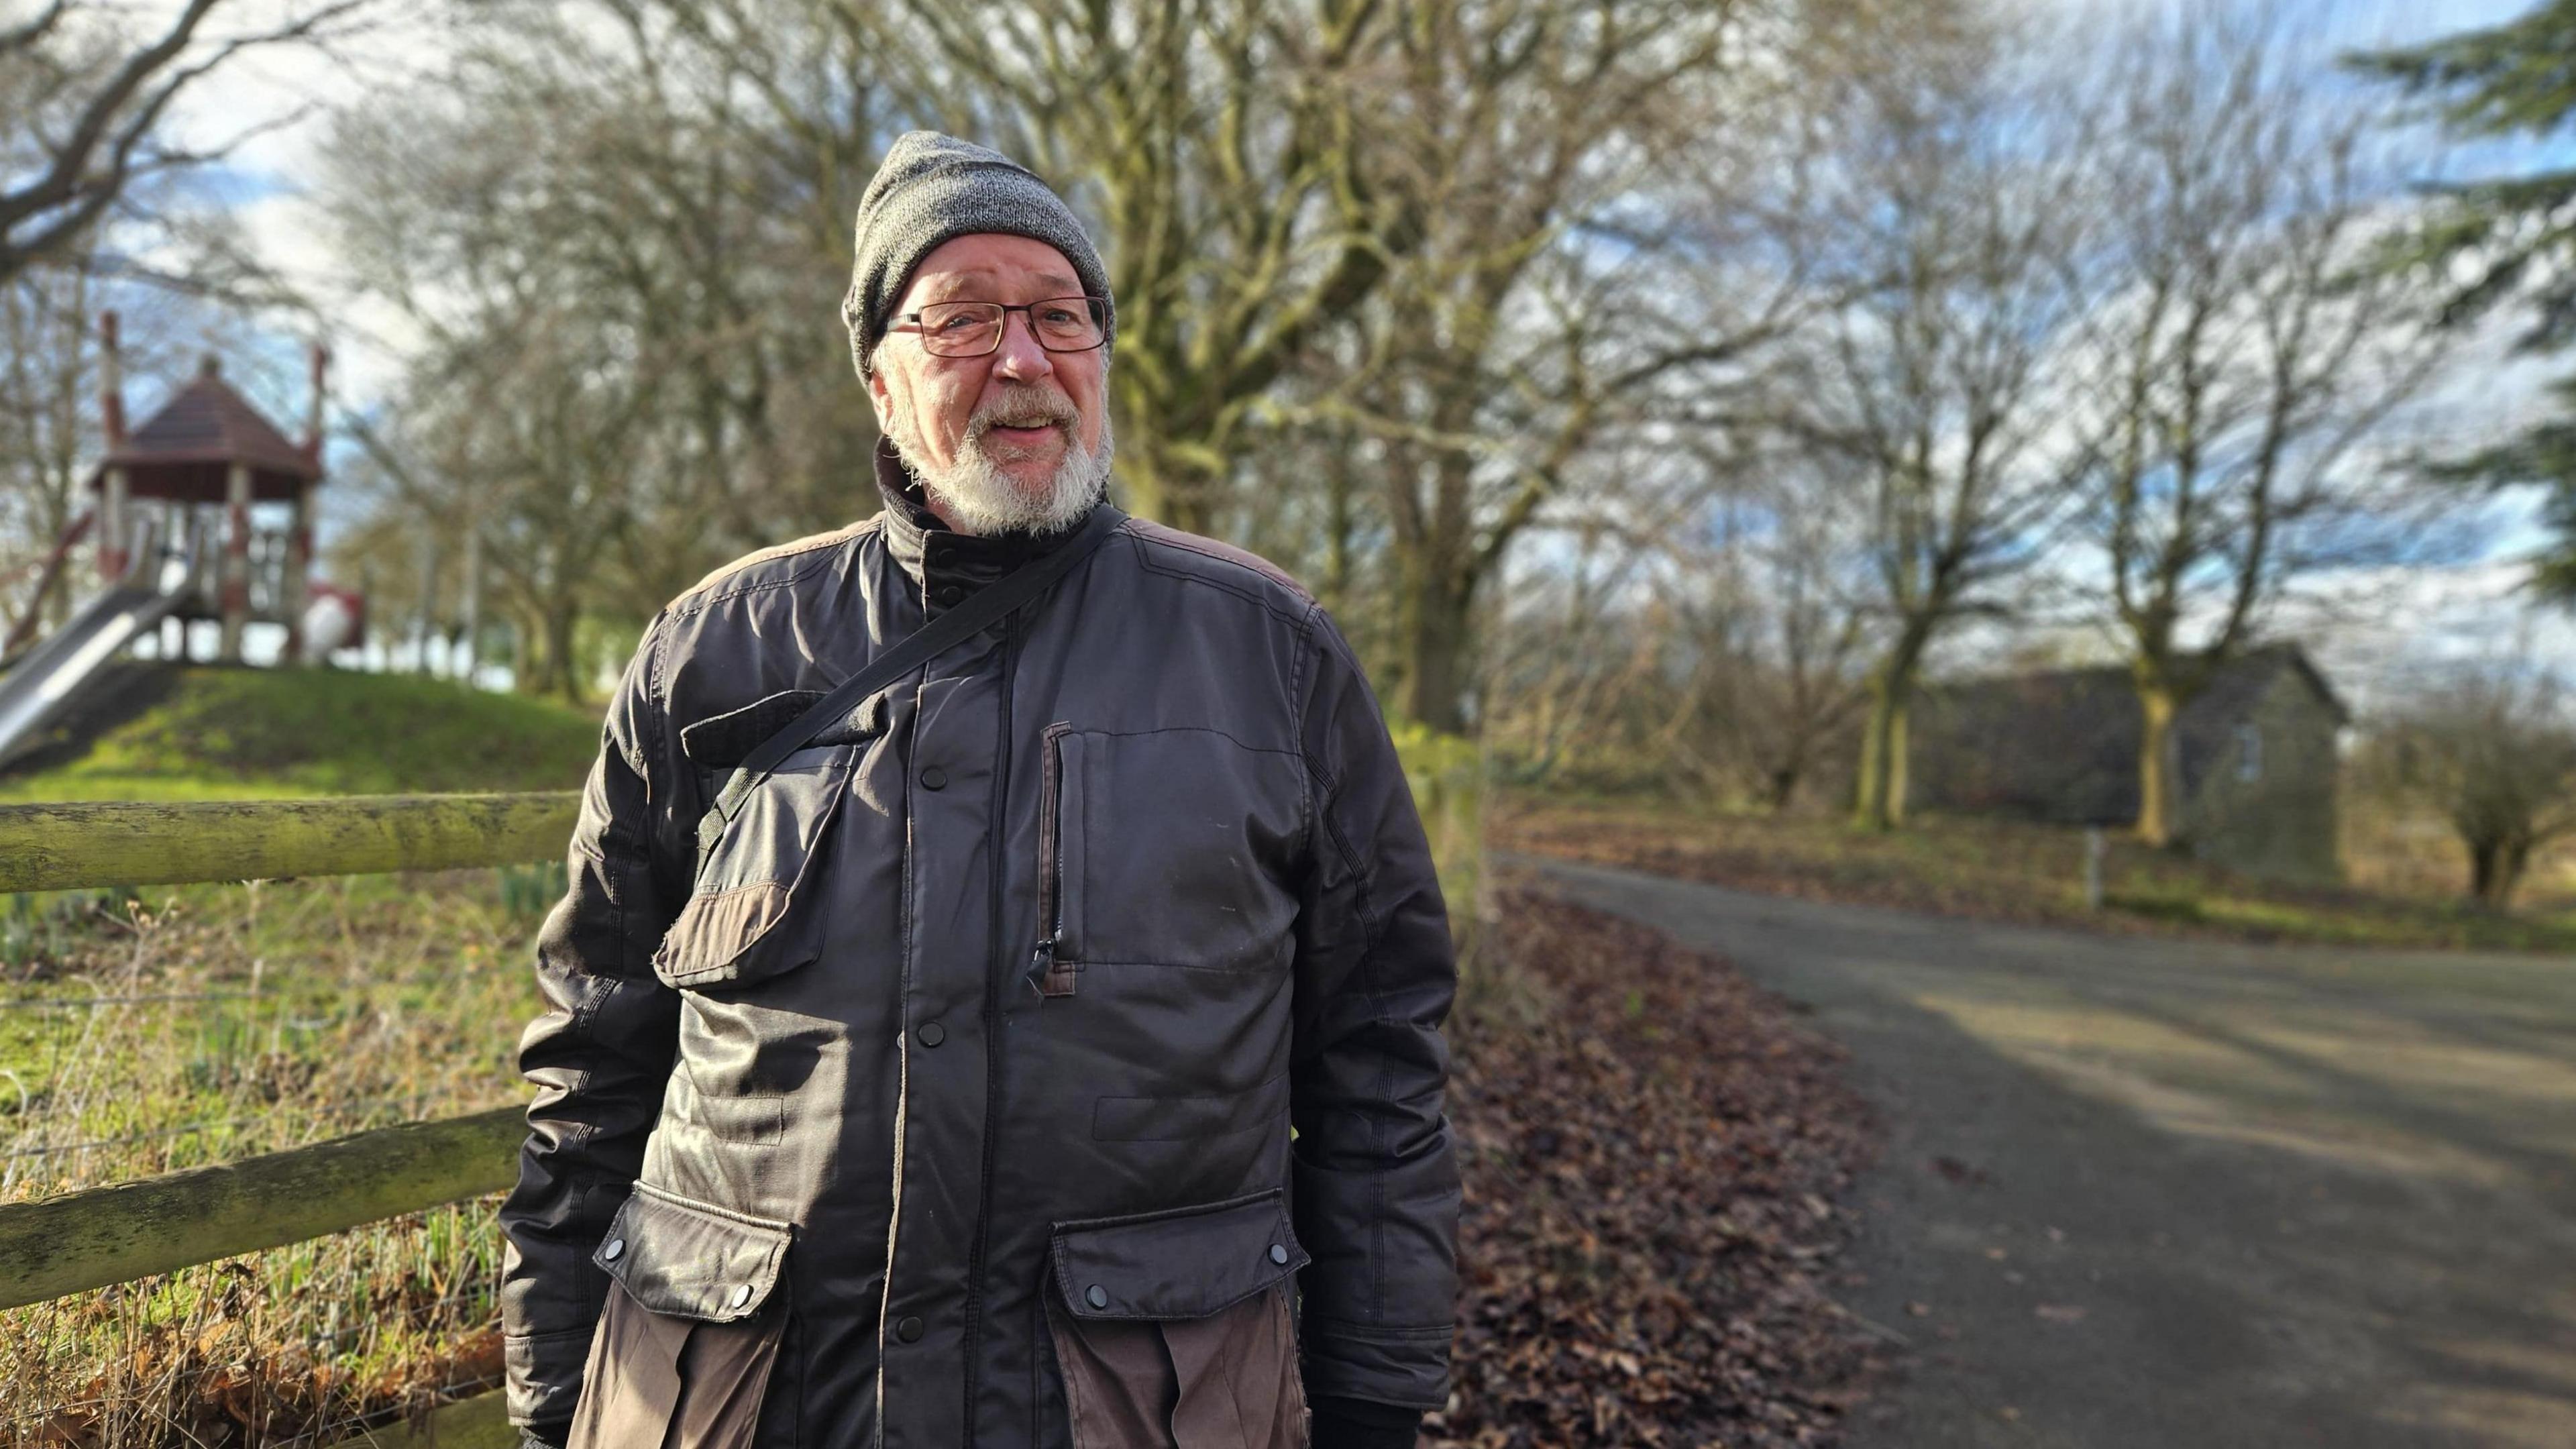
[841, 131, 1114, 378]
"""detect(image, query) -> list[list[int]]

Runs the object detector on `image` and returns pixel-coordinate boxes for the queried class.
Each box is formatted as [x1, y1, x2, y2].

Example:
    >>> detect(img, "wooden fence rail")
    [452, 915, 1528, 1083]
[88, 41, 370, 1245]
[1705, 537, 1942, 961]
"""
[0, 793, 566, 1446]
[0, 757, 1478, 1445]
[0, 1107, 524, 1311]
[0, 792, 581, 893]
[323, 1390, 511, 1448]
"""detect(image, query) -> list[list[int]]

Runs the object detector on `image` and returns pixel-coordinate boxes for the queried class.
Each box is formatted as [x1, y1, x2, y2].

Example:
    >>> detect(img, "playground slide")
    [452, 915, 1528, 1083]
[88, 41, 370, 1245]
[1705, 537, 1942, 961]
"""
[0, 519, 201, 769]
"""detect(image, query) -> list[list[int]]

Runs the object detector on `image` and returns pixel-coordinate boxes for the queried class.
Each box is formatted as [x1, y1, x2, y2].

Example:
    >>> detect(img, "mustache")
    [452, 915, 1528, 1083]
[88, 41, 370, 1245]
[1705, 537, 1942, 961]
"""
[968, 387, 1078, 436]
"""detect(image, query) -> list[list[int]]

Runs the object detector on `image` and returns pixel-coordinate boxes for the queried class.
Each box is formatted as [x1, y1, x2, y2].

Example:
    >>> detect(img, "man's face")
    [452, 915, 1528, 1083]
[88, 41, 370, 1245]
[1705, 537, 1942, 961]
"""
[868, 232, 1112, 535]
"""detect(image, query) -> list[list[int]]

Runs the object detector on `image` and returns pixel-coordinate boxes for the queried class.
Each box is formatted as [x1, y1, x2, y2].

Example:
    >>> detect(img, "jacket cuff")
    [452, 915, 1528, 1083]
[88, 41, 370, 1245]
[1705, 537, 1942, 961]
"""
[1309, 1395, 1423, 1447]
[1297, 1316, 1454, 1409]
[506, 1326, 598, 1432]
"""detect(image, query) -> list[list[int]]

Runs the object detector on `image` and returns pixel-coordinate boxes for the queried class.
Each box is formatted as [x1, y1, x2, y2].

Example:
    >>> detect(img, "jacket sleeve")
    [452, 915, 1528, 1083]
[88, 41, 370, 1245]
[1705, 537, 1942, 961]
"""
[1286, 602, 1462, 1412]
[498, 616, 688, 1432]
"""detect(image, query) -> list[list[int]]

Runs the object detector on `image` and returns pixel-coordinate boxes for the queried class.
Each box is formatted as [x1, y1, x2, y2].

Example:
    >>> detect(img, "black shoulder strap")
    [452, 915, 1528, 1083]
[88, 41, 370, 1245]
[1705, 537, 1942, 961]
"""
[698, 505, 1124, 851]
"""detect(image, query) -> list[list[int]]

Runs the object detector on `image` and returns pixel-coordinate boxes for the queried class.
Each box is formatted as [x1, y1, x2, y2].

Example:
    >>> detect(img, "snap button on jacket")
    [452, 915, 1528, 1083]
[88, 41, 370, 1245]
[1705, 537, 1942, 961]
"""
[499, 455, 1462, 1448]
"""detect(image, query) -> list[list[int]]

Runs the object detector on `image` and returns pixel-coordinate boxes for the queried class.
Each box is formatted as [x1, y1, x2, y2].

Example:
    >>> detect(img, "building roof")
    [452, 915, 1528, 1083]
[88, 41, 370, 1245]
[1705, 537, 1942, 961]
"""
[1910, 643, 2347, 827]
[88, 358, 321, 503]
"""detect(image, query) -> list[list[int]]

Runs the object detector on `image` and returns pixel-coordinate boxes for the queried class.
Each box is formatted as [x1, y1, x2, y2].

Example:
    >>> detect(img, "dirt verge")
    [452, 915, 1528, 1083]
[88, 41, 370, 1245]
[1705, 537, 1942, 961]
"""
[1429, 889, 1882, 1447]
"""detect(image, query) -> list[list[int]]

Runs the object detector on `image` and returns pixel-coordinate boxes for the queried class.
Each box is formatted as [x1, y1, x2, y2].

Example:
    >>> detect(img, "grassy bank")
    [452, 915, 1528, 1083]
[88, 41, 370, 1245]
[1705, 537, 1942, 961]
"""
[0, 666, 599, 802]
[0, 667, 586, 1443]
[1499, 794, 2576, 955]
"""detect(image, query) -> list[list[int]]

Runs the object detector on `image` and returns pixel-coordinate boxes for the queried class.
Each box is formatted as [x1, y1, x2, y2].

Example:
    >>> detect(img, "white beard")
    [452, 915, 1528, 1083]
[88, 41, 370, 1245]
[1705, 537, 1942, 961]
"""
[891, 407, 1114, 537]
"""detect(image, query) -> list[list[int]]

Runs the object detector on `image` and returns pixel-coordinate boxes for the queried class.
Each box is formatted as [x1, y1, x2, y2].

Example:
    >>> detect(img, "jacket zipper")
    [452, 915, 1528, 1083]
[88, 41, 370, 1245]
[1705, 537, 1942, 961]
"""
[1032, 722, 1073, 995]
[872, 1011, 907, 1448]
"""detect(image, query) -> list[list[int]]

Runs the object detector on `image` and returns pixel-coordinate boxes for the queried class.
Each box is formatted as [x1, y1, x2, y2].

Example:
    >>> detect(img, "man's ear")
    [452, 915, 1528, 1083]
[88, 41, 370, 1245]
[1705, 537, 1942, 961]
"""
[867, 358, 897, 435]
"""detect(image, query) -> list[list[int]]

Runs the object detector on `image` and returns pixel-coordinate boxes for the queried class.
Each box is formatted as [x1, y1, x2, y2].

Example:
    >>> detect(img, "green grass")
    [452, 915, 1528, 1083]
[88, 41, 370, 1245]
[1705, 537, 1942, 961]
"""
[0, 666, 601, 801]
[0, 667, 594, 1443]
[0, 867, 549, 1445]
[1501, 792, 2576, 955]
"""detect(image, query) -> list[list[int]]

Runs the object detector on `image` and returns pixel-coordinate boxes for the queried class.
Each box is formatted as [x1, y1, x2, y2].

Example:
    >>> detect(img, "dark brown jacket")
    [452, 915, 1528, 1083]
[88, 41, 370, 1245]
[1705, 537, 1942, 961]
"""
[500, 451, 1461, 1448]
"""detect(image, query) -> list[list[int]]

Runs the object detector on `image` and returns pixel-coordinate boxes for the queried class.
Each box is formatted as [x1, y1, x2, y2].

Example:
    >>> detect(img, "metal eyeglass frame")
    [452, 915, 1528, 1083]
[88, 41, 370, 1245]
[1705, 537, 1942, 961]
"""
[892, 297, 1112, 358]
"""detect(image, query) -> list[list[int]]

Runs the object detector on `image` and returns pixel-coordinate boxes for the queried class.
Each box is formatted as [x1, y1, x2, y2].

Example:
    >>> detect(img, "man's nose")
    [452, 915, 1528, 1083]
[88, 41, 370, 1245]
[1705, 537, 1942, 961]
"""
[991, 311, 1055, 382]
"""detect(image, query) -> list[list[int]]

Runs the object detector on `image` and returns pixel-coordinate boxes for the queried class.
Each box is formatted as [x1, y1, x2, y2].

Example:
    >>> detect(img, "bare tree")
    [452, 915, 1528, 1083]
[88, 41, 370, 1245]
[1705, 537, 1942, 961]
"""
[1792, 28, 2092, 829]
[2065, 5, 2451, 849]
[0, 259, 97, 628]
[1482, 440, 1872, 811]
[313, 0, 895, 696]
[0, 0, 376, 286]
[1681, 461, 1874, 812]
[2374, 658, 2576, 909]
[1306, 0, 1845, 731]
[321, 53, 666, 701]
[869, 0, 1430, 534]
[306, 0, 1905, 736]
[1481, 528, 1672, 792]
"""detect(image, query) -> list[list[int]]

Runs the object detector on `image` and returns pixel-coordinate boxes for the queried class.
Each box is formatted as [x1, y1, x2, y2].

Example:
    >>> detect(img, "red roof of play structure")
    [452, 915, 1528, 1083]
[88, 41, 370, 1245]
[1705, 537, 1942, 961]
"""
[89, 358, 322, 503]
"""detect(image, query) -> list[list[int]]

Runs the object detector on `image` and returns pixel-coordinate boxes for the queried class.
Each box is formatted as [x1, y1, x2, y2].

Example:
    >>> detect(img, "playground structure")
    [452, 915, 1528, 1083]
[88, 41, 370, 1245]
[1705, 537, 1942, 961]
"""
[0, 313, 359, 767]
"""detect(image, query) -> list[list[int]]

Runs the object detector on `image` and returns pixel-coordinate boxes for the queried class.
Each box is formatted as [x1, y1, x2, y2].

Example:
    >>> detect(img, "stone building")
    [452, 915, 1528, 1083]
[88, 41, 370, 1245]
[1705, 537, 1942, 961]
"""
[1907, 644, 2350, 882]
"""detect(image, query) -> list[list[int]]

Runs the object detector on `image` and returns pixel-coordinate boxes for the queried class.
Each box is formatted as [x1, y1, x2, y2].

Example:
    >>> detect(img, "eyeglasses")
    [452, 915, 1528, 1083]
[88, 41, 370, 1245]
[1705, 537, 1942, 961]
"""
[893, 297, 1111, 358]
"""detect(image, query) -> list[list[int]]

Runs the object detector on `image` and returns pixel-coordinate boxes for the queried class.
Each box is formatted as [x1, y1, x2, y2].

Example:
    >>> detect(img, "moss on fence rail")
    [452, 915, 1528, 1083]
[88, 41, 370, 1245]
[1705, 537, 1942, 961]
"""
[0, 1106, 524, 1310]
[0, 792, 580, 892]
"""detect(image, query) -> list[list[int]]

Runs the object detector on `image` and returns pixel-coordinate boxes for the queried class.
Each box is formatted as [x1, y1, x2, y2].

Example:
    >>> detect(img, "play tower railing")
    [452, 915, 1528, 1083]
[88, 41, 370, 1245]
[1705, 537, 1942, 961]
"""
[0, 793, 580, 1448]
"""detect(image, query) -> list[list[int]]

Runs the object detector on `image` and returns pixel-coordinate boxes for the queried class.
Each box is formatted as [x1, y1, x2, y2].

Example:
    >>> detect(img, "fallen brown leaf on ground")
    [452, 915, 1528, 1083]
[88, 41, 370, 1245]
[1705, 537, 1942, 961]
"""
[1428, 890, 1882, 1447]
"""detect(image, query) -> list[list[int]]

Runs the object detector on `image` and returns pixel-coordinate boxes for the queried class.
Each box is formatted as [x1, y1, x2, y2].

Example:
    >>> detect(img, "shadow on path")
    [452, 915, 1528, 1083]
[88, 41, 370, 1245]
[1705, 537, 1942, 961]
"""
[1520, 856, 2576, 1449]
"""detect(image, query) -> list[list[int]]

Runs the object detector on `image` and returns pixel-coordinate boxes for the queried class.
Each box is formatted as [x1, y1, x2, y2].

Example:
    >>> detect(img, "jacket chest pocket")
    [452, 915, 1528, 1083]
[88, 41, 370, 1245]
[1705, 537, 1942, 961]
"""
[1033, 727, 1304, 994]
[1043, 1189, 1311, 1449]
[570, 1183, 794, 1449]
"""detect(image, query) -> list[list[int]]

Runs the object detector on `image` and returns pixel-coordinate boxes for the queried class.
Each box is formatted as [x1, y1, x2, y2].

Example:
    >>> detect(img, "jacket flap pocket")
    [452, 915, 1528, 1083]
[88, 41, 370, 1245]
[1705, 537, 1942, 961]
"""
[657, 745, 850, 989]
[593, 1181, 792, 1324]
[1051, 1188, 1308, 1322]
[680, 690, 827, 769]
[653, 875, 816, 989]
[680, 687, 891, 769]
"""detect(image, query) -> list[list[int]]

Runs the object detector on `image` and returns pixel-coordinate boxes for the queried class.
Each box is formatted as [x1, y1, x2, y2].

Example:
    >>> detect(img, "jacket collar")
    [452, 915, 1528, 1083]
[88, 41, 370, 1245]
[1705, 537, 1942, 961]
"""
[871, 439, 1117, 605]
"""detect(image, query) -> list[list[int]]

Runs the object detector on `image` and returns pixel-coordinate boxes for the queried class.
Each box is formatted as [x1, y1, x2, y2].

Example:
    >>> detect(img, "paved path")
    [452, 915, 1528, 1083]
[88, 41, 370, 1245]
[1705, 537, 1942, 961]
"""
[1525, 857, 2576, 1448]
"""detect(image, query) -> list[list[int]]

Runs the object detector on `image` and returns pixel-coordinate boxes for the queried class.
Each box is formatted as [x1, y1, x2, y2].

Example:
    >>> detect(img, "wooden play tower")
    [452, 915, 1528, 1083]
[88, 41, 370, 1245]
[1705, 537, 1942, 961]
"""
[89, 311, 328, 662]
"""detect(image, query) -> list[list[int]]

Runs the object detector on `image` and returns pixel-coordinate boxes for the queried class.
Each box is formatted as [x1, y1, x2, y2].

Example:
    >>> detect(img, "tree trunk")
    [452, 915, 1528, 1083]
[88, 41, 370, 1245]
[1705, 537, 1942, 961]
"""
[544, 604, 583, 706]
[1322, 446, 1354, 621]
[1764, 765, 1800, 814]
[517, 602, 581, 705]
[1853, 672, 1913, 831]
[1397, 570, 1475, 735]
[1853, 626, 1933, 831]
[1115, 432, 1220, 535]
[2135, 680, 2184, 848]
[2469, 832, 2532, 910]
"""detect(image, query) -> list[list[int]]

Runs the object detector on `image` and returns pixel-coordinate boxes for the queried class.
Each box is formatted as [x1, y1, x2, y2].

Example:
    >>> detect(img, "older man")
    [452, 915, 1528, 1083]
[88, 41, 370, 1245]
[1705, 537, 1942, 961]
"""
[500, 131, 1460, 1449]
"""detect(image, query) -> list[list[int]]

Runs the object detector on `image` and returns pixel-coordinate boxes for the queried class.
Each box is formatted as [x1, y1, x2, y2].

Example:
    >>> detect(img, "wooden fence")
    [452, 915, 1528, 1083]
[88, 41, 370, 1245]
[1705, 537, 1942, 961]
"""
[0, 744, 1486, 1447]
[0, 792, 578, 1449]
